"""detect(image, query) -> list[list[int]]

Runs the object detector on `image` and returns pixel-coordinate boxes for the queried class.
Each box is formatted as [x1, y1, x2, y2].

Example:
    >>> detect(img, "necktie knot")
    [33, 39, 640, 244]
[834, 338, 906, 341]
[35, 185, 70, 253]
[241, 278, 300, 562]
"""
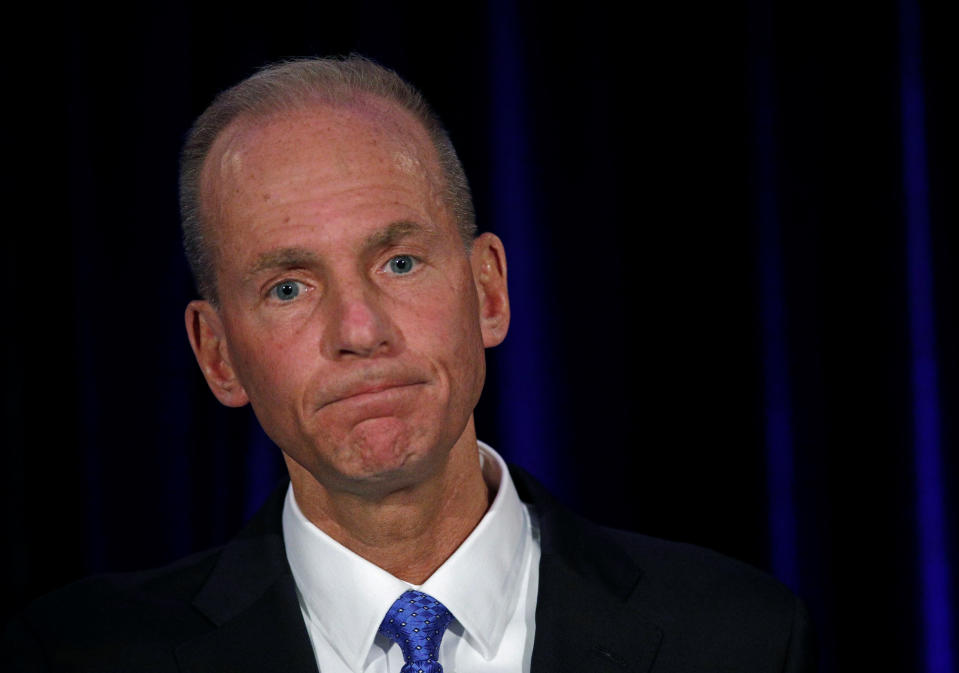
[378, 590, 454, 673]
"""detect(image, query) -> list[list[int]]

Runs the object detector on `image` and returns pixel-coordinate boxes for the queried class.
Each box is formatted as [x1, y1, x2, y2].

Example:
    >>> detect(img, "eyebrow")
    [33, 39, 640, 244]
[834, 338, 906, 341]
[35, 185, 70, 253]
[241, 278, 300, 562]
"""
[362, 220, 428, 250]
[244, 221, 435, 279]
[245, 247, 321, 279]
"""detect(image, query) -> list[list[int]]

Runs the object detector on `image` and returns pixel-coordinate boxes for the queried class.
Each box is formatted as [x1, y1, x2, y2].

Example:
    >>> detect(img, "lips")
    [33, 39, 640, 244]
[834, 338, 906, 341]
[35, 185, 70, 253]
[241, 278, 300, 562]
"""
[336, 382, 421, 403]
[316, 371, 427, 411]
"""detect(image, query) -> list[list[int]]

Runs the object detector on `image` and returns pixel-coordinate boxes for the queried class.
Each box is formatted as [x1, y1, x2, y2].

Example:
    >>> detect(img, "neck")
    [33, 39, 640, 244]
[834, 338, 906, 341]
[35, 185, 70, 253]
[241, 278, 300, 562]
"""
[285, 424, 491, 584]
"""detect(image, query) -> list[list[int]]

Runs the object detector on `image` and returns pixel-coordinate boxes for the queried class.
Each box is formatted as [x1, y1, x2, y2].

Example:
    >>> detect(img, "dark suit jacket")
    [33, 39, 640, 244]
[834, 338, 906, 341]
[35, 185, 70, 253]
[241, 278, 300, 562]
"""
[4, 467, 814, 672]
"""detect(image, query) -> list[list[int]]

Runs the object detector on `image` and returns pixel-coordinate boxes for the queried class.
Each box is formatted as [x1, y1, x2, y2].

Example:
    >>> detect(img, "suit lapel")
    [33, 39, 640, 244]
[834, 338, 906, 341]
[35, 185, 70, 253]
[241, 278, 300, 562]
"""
[174, 485, 318, 673]
[533, 552, 662, 673]
[511, 467, 663, 673]
[175, 573, 317, 673]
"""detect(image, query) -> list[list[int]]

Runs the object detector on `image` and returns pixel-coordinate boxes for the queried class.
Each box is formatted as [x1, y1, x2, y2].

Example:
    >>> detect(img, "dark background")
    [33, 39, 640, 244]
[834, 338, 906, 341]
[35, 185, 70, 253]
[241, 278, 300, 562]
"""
[3, 1, 957, 671]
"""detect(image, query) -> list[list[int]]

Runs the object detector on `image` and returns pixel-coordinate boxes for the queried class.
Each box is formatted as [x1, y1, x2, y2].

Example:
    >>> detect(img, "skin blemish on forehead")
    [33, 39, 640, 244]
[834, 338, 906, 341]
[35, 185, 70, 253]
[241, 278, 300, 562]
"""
[392, 150, 425, 177]
[219, 143, 246, 179]
[204, 140, 253, 210]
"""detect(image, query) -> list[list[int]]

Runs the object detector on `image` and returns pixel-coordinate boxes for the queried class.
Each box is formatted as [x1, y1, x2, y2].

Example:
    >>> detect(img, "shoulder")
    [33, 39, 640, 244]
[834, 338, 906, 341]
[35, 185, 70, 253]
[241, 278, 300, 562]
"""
[510, 465, 814, 670]
[567, 523, 814, 671]
[603, 528, 814, 671]
[25, 544, 222, 620]
[514, 464, 799, 621]
[540, 516, 814, 671]
[3, 547, 224, 672]
[608, 526, 794, 608]
[3, 485, 294, 672]
[607, 526, 802, 623]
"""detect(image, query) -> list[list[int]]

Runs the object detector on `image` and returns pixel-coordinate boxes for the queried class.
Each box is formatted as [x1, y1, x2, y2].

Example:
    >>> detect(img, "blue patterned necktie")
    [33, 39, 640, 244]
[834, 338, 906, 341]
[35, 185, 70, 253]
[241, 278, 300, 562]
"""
[378, 590, 454, 673]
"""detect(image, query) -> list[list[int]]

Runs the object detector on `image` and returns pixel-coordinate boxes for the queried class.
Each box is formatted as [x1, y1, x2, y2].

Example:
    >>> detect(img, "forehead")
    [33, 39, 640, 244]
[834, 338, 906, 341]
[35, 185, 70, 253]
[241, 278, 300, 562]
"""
[200, 97, 445, 236]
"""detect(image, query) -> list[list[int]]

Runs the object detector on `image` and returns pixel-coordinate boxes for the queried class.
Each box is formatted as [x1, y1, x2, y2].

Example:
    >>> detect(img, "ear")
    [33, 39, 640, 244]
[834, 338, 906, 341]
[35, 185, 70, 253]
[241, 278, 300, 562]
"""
[470, 232, 510, 347]
[184, 300, 250, 407]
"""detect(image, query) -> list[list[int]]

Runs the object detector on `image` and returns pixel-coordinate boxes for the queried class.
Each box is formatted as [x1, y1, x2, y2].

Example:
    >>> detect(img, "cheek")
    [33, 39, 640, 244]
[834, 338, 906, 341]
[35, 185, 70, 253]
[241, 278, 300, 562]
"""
[229, 328, 322, 452]
[229, 322, 310, 406]
[420, 293, 486, 390]
[405, 284, 480, 352]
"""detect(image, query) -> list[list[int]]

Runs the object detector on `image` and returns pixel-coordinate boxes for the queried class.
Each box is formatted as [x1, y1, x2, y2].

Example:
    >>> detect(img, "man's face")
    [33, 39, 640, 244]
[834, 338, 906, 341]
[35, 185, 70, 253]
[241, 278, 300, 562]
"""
[187, 100, 508, 496]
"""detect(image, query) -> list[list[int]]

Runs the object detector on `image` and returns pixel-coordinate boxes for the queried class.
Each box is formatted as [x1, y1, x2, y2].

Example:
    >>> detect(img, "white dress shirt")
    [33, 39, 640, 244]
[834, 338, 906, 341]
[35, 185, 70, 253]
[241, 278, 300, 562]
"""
[282, 442, 541, 673]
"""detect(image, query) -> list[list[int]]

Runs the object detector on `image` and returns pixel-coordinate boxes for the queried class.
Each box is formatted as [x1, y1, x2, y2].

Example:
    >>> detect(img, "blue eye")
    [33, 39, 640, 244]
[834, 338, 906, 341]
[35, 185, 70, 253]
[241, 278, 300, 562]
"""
[388, 255, 417, 274]
[270, 280, 302, 301]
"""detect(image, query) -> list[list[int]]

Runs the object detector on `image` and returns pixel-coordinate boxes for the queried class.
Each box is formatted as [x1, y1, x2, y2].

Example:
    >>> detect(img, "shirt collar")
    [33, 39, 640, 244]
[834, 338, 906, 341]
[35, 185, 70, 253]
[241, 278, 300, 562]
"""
[282, 442, 530, 669]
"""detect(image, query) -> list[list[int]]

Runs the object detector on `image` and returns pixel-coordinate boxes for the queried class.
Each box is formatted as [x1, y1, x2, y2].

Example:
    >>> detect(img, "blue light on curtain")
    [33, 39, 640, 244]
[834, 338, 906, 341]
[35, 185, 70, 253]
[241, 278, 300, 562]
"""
[243, 413, 285, 520]
[749, 0, 800, 593]
[487, 1, 560, 494]
[898, 2, 955, 671]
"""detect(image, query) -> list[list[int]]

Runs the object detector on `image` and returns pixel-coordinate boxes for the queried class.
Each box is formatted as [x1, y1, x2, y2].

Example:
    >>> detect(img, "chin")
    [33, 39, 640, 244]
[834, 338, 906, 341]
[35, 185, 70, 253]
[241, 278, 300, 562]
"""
[341, 418, 434, 478]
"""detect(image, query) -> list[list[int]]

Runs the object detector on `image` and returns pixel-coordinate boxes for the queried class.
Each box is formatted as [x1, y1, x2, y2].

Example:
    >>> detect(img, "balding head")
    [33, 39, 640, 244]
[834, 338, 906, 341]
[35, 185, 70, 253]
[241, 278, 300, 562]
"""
[179, 56, 476, 304]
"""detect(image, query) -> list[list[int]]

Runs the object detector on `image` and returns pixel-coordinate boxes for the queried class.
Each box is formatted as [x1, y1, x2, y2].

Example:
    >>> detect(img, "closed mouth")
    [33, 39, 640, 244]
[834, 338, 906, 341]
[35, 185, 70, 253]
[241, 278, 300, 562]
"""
[323, 380, 425, 409]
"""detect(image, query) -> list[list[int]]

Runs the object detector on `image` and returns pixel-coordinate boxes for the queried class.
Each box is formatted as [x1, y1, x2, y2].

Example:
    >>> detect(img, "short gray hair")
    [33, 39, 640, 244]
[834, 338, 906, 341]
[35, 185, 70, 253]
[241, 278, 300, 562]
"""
[179, 56, 476, 303]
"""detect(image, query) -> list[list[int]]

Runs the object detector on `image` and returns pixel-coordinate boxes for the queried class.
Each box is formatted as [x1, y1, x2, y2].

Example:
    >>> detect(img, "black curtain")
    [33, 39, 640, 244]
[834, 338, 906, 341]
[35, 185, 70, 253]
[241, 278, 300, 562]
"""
[4, 2, 957, 671]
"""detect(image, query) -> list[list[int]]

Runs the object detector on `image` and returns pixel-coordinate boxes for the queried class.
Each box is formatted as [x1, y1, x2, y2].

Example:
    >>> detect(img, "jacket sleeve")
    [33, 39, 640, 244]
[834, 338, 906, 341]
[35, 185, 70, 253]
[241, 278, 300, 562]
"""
[781, 597, 817, 673]
[1, 614, 48, 673]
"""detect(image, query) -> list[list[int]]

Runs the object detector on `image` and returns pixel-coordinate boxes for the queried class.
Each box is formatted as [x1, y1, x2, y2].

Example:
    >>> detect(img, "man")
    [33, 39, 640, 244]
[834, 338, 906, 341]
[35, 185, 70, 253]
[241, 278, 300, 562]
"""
[4, 57, 813, 672]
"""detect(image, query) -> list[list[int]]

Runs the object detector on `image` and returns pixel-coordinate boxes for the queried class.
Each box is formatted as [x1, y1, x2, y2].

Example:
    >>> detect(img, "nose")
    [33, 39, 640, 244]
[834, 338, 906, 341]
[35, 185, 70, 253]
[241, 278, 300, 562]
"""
[321, 279, 400, 359]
